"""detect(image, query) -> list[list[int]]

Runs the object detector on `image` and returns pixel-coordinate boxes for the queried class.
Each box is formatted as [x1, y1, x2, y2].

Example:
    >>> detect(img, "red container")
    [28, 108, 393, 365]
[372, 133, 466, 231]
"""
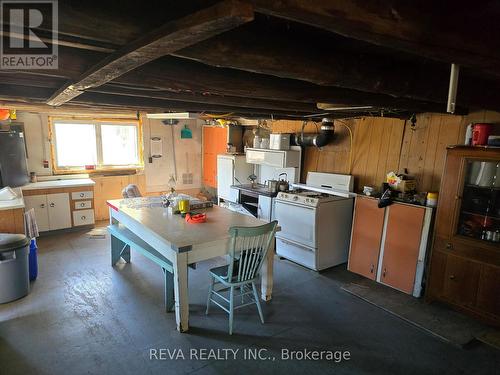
[472, 123, 492, 146]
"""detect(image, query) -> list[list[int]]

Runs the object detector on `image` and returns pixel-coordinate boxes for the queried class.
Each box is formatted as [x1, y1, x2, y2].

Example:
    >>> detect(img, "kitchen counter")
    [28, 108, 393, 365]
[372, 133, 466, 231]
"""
[21, 178, 95, 191]
[357, 194, 432, 209]
[231, 183, 278, 197]
[0, 188, 24, 211]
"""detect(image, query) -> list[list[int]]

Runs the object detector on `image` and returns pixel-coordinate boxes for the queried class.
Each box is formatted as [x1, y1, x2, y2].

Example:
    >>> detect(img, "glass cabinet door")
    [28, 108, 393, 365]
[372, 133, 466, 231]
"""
[457, 159, 500, 243]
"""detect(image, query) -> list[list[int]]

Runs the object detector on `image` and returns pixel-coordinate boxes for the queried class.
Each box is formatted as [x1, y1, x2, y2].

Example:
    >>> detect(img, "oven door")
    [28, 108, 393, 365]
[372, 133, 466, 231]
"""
[274, 200, 317, 248]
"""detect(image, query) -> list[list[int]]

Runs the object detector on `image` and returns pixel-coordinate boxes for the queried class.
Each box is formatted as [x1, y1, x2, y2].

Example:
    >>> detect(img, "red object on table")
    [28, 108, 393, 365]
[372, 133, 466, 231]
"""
[0, 109, 10, 120]
[185, 213, 207, 223]
[472, 123, 492, 146]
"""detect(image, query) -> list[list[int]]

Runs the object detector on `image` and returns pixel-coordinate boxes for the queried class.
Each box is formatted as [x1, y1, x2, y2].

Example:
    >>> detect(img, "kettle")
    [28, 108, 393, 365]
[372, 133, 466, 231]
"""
[277, 173, 289, 192]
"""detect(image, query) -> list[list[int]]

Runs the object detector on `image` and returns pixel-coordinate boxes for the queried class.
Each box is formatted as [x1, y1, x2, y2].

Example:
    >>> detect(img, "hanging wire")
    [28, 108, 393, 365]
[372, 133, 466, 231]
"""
[336, 119, 354, 174]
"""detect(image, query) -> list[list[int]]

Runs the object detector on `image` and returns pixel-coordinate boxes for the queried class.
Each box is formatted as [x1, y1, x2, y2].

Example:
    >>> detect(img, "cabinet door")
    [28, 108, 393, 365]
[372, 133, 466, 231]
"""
[475, 264, 499, 315]
[258, 195, 272, 222]
[348, 197, 385, 280]
[217, 157, 234, 201]
[380, 204, 425, 293]
[443, 255, 480, 307]
[23, 195, 49, 232]
[203, 127, 227, 188]
[47, 193, 71, 230]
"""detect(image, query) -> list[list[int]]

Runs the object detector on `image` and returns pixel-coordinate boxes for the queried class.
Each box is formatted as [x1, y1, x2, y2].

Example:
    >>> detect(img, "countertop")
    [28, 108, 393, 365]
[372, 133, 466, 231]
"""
[0, 188, 24, 211]
[357, 194, 433, 209]
[21, 178, 95, 191]
[231, 183, 278, 197]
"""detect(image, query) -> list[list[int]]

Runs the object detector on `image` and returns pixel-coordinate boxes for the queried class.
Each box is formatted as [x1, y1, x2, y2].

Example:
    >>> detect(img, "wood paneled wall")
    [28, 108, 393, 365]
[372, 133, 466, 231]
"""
[92, 174, 146, 221]
[271, 110, 499, 193]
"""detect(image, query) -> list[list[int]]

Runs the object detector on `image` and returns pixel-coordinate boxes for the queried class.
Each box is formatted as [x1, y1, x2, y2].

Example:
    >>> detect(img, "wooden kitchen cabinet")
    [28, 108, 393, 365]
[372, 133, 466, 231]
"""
[477, 264, 500, 316]
[0, 208, 25, 234]
[23, 183, 95, 232]
[380, 203, 425, 293]
[348, 196, 433, 296]
[426, 146, 500, 326]
[442, 254, 480, 308]
[202, 126, 228, 188]
[24, 193, 72, 231]
[348, 196, 385, 280]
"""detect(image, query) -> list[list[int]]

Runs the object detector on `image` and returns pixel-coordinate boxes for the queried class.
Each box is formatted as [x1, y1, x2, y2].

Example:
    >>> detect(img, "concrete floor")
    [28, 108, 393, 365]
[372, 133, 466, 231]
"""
[1, 225, 498, 375]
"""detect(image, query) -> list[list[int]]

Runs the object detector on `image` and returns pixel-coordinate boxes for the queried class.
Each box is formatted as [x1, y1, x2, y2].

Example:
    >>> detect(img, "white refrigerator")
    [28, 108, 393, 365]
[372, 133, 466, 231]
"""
[217, 154, 253, 203]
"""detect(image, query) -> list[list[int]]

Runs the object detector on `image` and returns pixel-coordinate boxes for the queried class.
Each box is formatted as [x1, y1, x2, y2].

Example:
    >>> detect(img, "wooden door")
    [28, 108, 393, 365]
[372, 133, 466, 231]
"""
[202, 126, 227, 188]
[47, 193, 71, 230]
[202, 127, 215, 187]
[475, 264, 499, 315]
[380, 204, 425, 293]
[24, 195, 49, 232]
[443, 255, 480, 307]
[348, 197, 385, 280]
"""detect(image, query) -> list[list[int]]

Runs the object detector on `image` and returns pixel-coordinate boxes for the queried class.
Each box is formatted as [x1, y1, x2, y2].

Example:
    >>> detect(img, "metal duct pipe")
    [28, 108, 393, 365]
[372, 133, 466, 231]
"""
[291, 118, 335, 147]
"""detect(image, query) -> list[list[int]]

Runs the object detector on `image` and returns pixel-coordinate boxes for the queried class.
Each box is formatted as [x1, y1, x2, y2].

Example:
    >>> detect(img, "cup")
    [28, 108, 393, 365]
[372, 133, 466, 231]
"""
[178, 199, 190, 214]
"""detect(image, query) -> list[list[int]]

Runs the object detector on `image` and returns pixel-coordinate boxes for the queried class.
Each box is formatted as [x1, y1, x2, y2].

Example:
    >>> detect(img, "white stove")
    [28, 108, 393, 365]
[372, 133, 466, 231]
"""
[276, 190, 344, 207]
[274, 172, 355, 271]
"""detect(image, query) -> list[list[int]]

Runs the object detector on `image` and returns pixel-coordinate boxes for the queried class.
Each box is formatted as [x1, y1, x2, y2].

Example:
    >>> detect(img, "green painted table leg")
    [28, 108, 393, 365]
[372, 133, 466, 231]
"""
[111, 234, 124, 266]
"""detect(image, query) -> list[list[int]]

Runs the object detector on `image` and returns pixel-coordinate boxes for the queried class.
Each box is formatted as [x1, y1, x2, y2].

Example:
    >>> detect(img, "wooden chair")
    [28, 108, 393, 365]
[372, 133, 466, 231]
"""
[121, 184, 142, 198]
[206, 220, 278, 335]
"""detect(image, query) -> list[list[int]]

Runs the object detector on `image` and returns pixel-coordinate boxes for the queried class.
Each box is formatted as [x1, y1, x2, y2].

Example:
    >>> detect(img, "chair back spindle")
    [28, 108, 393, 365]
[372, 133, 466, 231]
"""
[226, 221, 277, 283]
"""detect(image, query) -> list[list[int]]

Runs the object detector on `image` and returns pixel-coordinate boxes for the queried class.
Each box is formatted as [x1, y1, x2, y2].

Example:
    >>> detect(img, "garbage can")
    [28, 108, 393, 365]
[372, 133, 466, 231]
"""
[0, 233, 30, 304]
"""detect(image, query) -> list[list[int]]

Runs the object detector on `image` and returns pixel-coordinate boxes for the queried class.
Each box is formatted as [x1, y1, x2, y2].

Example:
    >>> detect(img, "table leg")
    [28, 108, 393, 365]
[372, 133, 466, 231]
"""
[173, 252, 189, 332]
[260, 239, 275, 301]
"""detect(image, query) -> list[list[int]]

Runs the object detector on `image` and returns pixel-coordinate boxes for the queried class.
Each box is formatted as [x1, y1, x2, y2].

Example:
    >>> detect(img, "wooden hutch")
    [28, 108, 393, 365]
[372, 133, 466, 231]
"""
[427, 146, 500, 326]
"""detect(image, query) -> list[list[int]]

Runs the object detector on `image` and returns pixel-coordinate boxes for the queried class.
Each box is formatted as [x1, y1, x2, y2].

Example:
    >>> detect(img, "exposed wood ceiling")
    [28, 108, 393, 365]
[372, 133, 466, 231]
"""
[2, 0, 500, 119]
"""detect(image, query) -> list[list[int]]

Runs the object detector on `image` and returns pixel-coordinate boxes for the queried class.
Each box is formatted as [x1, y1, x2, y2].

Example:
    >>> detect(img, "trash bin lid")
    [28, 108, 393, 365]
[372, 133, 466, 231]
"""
[0, 233, 30, 252]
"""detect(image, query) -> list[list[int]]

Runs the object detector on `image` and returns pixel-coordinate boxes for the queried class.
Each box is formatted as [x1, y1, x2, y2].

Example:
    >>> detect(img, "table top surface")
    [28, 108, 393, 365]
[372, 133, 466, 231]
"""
[108, 198, 269, 250]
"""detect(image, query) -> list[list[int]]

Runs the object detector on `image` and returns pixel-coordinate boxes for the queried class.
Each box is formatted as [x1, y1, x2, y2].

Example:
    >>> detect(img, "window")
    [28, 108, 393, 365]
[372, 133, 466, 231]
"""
[51, 118, 142, 172]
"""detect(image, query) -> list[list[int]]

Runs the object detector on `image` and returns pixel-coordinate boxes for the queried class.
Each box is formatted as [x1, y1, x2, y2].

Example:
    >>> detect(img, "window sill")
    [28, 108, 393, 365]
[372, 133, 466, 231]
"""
[53, 167, 144, 176]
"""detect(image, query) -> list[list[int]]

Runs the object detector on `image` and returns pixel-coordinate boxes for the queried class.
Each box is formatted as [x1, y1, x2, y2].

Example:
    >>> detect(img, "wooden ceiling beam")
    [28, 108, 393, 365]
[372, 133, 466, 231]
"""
[116, 57, 465, 114]
[90, 85, 320, 113]
[46, 0, 254, 106]
[0, 84, 316, 118]
[174, 30, 500, 111]
[252, 0, 500, 77]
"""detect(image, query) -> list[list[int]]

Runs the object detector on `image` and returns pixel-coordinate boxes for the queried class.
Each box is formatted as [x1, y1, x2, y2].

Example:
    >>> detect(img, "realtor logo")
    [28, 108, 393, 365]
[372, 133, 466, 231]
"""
[0, 0, 58, 69]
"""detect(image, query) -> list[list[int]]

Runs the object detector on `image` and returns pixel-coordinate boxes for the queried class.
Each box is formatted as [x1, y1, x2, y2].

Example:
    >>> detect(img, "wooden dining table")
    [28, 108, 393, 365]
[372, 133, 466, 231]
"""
[106, 198, 275, 332]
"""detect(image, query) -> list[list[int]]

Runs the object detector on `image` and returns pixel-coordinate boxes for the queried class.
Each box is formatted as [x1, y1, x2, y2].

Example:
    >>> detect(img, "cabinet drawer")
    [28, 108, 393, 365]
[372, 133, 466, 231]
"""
[72, 209, 95, 226]
[276, 237, 316, 270]
[72, 191, 93, 200]
[74, 200, 92, 210]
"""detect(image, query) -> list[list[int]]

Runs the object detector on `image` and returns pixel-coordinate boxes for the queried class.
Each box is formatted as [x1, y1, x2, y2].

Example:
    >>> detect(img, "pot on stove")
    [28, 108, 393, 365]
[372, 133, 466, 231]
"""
[278, 173, 289, 192]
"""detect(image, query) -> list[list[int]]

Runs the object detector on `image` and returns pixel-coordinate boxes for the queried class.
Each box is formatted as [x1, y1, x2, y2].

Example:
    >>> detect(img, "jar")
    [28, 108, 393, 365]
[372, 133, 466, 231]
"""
[426, 192, 438, 207]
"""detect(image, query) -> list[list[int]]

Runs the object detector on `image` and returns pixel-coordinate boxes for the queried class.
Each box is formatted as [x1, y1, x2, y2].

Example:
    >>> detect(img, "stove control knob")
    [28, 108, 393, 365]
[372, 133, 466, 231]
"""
[293, 196, 299, 201]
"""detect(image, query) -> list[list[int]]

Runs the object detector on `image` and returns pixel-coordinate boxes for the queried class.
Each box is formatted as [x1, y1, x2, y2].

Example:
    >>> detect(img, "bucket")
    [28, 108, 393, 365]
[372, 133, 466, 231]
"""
[472, 123, 492, 146]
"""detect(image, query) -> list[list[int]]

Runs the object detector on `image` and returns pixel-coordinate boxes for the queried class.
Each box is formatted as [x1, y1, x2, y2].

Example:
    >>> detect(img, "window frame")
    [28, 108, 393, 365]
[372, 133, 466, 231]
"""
[49, 116, 144, 174]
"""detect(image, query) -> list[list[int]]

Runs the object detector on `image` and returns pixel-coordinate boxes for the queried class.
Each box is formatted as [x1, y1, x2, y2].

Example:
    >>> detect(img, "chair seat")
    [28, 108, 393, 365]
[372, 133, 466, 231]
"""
[209, 264, 236, 283]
